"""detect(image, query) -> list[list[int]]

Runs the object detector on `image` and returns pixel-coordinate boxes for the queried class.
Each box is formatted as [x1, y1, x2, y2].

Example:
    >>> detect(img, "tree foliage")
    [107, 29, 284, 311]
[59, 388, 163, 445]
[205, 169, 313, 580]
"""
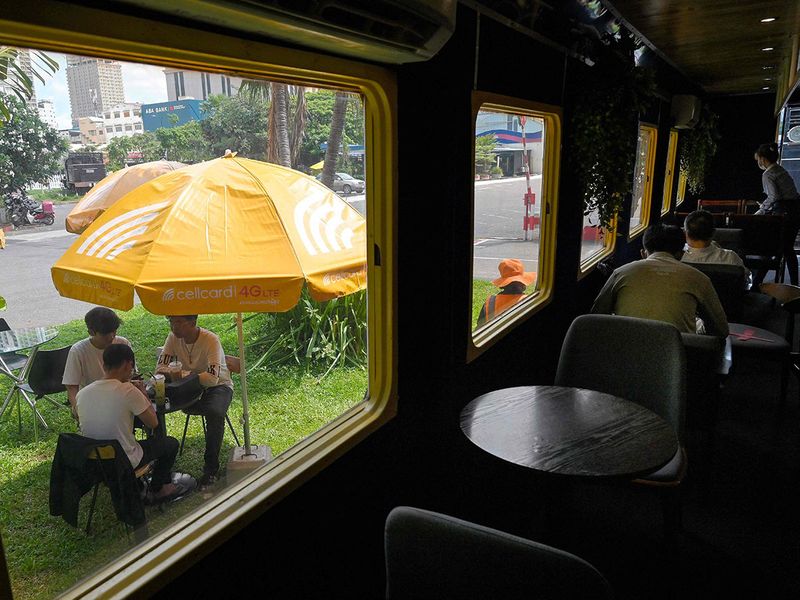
[0, 94, 67, 195]
[0, 47, 59, 123]
[475, 133, 497, 174]
[568, 32, 656, 230]
[679, 105, 719, 194]
[200, 94, 268, 160]
[105, 121, 213, 171]
[302, 90, 364, 173]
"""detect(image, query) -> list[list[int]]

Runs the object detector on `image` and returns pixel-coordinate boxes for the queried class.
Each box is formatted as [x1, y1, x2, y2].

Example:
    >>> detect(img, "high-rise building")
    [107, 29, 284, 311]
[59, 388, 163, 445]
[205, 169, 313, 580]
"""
[66, 55, 125, 127]
[163, 68, 242, 101]
[36, 99, 58, 129]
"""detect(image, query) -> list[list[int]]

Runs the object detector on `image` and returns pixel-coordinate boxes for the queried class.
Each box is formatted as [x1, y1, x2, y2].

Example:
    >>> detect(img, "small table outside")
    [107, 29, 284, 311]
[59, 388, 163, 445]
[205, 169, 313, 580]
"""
[0, 326, 59, 432]
[460, 385, 678, 479]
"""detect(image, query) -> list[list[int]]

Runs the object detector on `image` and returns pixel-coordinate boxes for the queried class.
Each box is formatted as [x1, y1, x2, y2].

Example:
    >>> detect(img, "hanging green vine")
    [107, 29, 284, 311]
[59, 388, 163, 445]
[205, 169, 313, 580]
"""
[569, 32, 656, 231]
[679, 105, 719, 194]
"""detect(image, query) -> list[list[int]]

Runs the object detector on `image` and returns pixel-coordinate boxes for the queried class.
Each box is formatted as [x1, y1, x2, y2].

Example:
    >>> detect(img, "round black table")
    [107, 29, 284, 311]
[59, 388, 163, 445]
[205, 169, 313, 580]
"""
[460, 385, 678, 479]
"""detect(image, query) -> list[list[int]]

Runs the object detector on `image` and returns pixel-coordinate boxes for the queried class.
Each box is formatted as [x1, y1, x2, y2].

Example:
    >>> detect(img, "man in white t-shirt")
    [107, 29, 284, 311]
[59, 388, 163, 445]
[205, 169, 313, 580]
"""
[156, 315, 233, 488]
[682, 210, 751, 286]
[62, 307, 131, 423]
[78, 344, 193, 502]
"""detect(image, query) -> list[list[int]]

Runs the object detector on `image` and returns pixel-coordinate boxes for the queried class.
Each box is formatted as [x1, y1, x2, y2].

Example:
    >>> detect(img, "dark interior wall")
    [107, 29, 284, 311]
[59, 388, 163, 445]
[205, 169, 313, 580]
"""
[161, 6, 722, 599]
[702, 93, 777, 202]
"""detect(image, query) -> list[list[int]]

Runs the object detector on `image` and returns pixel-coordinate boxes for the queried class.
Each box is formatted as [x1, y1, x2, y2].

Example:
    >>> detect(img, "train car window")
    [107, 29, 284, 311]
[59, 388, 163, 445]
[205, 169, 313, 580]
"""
[579, 210, 616, 274]
[469, 93, 560, 353]
[629, 124, 658, 239]
[675, 170, 688, 207]
[0, 39, 394, 598]
[661, 130, 679, 215]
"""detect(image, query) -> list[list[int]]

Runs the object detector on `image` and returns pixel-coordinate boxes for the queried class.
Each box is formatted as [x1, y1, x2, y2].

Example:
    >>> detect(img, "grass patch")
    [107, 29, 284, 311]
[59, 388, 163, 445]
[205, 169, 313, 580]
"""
[28, 190, 80, 204]
[0, 305, 367, 599]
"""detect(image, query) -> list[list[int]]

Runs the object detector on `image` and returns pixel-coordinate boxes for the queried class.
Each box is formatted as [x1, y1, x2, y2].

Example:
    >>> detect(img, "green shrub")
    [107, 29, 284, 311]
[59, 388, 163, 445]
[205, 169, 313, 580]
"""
[248, 289, 366, 377]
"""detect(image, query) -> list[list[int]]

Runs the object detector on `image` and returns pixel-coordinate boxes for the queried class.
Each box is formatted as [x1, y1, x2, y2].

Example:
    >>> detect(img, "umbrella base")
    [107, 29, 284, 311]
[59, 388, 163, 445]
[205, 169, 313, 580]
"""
[226, 445, 273, 485]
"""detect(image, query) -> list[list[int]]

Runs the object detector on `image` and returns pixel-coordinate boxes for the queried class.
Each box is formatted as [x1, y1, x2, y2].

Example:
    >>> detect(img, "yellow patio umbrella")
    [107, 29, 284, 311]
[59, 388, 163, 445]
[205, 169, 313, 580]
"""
[309, 160, 324, 170]
[52, 152, 366, 455]
[65, 160, 186, 234]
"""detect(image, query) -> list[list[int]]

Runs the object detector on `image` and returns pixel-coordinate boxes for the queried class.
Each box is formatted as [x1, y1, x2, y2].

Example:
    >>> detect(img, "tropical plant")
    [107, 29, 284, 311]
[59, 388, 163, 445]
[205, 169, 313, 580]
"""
[568, 32, 656, 230]
[248, 289, 367, 378]
[301, 90, 364, 172]
[475, 133, 497, 175]
[679, 105, 719, 194]
[200, 93, 268, 160]
[0, 94, 68, 195]
[0, 47, 59, 123]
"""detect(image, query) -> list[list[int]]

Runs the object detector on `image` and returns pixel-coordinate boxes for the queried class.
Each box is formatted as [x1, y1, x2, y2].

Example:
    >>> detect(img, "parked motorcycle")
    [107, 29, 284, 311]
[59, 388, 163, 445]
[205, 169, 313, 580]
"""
[4, 190, 55, 227]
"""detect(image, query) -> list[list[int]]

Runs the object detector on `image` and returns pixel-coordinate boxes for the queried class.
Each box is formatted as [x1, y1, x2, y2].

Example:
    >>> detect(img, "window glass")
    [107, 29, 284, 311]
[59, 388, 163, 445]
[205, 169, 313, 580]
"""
[0, 45, 378, 598]
[676, 170, 688, 207]
[661, 130, 678, 215]
[471, 96, 560, 349]
[629, 124, 658, 239]
[579, 208, 614, 267]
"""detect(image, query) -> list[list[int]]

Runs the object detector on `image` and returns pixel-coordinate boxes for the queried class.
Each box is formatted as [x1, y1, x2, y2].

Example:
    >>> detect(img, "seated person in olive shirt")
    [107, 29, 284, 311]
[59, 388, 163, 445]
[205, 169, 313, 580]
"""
[591, 224, 729, 337]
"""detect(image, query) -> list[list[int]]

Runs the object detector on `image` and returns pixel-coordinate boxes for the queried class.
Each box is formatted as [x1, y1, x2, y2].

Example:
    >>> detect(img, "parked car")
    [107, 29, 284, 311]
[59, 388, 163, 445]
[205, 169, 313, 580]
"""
[317, 172, 365, 194]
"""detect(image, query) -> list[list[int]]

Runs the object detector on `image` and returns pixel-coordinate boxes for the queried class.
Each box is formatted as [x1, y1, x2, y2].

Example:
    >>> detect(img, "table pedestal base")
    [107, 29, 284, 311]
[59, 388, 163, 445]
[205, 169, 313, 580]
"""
[226, 445, 273, 486]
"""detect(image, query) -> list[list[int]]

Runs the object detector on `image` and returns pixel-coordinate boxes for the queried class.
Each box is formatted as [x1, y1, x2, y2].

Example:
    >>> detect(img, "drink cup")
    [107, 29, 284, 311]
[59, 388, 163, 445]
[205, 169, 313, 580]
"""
[168, 360, 183, 382]
[153, 374, 166, 405]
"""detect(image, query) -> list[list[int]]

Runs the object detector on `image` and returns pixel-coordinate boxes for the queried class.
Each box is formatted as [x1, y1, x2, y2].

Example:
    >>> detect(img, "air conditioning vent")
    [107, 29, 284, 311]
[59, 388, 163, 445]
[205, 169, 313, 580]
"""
[671, 95, 702, 129]
[109, 0, 456, 64]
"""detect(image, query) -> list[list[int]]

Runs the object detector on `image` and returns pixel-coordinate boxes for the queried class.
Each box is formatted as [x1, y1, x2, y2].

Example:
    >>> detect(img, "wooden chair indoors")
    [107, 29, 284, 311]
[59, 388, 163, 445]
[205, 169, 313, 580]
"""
[697, 199, 747, 214]
[758, 283, 800, 408]
[384, 506, 612, 600]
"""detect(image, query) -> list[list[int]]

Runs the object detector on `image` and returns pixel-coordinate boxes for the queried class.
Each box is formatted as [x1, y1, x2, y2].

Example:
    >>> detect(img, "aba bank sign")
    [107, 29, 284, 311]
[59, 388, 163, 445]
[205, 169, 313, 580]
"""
[144, 103, 189, 115]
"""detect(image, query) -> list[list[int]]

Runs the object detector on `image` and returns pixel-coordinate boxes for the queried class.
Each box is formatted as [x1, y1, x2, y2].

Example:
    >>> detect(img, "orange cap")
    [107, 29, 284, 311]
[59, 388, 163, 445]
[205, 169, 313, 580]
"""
[491, 258, 536, 287]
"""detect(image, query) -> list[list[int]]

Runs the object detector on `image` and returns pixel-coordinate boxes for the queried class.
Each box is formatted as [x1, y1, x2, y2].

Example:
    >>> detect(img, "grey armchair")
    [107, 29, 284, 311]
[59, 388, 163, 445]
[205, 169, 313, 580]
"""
[384, 506, 612, 600]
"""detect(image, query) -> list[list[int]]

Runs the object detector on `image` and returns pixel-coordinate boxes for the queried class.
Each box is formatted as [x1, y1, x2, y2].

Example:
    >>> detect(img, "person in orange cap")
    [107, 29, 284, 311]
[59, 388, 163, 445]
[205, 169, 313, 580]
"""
[477, 258, 536, 326]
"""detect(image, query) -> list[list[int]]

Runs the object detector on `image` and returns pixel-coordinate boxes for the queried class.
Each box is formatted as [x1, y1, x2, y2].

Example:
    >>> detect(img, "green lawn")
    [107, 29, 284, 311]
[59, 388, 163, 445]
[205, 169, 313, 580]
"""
[0, 306, 367, 600]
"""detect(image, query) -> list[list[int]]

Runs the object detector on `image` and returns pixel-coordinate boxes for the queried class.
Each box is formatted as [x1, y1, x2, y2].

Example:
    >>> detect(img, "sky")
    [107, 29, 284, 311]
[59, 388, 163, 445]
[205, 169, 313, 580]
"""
[33, 51, 168, 129]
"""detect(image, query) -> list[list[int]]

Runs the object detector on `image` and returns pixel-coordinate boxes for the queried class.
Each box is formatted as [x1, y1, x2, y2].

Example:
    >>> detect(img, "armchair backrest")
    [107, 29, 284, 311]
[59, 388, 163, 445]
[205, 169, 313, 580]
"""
[555, 314, 687, 442]
[27, 345, 71, 398]
[384, 506, 612, 600]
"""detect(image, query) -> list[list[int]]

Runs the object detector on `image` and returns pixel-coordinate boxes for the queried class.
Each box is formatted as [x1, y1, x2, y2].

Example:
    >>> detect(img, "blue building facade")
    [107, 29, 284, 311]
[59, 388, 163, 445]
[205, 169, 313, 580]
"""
[141, 99, 205, 131]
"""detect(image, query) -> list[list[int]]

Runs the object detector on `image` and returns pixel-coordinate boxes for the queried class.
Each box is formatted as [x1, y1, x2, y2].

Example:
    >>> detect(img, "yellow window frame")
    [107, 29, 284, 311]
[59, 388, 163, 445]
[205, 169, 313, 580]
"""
[468, 92, 561, 360]
[628, 123, 658, 240]
[661, 130, 679, 216]
[0, 3, 397, 597]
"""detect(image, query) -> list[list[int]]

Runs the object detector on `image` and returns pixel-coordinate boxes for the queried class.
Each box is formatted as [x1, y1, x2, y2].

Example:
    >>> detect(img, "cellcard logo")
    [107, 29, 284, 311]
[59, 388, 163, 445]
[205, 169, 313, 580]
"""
[76, 200, 171, 260]
[161, 286, 236, 302]
[322, 267, 366, 287]
[293, 195, 361, 256]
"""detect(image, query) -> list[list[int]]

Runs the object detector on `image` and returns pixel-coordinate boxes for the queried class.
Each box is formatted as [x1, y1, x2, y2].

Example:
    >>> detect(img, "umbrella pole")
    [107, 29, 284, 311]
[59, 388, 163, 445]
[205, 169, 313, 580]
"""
[236, 312, 253, 456]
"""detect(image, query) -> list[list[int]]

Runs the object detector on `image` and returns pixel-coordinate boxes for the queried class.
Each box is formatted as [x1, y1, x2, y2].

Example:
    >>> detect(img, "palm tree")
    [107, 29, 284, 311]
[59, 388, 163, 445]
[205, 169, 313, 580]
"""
[240, 79, 306, 169]
[0, 47, 59, 122]
[321, 92, 349, 188]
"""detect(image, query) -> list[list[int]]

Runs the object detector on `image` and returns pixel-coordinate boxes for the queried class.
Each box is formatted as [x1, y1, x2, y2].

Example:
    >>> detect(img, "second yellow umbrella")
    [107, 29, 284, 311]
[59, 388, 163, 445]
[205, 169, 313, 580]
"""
[65, 159, 186, 234]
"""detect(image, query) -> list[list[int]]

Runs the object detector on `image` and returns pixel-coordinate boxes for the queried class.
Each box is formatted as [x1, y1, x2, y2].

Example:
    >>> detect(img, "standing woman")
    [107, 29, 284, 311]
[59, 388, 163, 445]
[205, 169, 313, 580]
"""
[754, 142, 800, 286]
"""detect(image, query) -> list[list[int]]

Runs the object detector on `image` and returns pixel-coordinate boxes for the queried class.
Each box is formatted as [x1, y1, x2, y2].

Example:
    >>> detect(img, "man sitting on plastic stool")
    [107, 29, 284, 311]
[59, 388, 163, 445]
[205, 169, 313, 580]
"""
[156, 315, 233, 489]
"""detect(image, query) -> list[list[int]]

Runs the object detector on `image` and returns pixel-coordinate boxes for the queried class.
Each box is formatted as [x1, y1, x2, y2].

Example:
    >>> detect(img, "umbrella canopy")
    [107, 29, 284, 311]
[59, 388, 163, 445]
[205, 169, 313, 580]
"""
[52, 153, 366, 313]
[65, 160, 186, 234]
[309, 160, 324, 170]
[52, 152, 367, 455]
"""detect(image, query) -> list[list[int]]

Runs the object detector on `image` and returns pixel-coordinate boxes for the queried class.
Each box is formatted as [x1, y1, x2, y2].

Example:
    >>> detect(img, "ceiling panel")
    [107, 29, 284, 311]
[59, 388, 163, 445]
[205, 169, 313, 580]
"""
[606, 0, 800, 95]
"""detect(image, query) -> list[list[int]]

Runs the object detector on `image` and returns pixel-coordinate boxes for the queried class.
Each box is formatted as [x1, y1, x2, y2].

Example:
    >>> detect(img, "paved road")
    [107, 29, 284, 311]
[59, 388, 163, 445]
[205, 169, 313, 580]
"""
[1, 202, 91, 328]
[0, 181, 542, 327]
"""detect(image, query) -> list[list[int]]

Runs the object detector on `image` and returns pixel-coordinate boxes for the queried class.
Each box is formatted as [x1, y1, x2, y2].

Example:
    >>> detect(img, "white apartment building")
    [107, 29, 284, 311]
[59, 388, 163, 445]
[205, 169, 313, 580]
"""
[36, 99, 58, 129]
[164, 68, 242, 101]
[66, 55, 125, 126]
[102, 102, 144, 140]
